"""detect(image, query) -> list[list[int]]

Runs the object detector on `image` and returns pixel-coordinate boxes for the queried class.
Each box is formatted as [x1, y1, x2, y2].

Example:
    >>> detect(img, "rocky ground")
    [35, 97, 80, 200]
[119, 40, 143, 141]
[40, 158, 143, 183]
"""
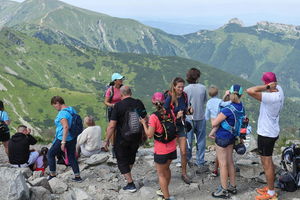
[0, 142, 300, 200]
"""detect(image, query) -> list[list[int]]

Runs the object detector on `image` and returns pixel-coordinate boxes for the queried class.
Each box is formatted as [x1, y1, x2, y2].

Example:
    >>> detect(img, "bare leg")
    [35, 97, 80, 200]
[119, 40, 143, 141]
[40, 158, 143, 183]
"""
[156, 160, 172, 199]
[123, 172, 133, 183]
[3, 141, 8, 155]
[260, 156, 275, 190]
[226, 145, 235, 186]
[178, 137, 187, 176]
[216, 145, 229, 189]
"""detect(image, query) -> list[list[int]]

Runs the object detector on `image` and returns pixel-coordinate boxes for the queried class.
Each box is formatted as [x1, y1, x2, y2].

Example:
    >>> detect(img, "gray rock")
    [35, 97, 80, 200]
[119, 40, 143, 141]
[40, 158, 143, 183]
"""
[29, 177, 52, 192]
[16, 167, 33, 179]
[0, 167, 30, 200]
[106, 156, 117, 165]
[62, 188, 94, 200]
[85, 153, 109, 166]
[237, 160, 263, 179]
[139, 186, 156, 199]
[256, 173, 267, 184]
[30, 186, 51, 200]
[49, 177, 68, 194]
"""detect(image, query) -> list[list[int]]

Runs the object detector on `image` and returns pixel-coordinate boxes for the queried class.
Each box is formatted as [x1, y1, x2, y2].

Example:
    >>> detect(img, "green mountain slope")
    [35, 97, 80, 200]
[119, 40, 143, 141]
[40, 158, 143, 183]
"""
[0, 28, 299, 139]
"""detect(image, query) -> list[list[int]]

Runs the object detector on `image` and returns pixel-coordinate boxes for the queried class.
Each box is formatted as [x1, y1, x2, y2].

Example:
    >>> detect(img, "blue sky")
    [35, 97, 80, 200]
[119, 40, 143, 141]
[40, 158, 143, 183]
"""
[15, 0, 300, 27]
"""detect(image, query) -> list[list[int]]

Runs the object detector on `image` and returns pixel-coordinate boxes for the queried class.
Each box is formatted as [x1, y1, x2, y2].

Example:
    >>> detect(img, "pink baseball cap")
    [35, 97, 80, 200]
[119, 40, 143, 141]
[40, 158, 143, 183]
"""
[261, 72, 277, 84]
[152, 92, 165, 104]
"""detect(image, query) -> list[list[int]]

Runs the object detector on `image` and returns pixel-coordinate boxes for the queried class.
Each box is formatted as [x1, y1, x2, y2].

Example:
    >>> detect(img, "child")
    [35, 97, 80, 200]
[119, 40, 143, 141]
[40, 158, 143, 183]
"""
[34, 147, 48, 174]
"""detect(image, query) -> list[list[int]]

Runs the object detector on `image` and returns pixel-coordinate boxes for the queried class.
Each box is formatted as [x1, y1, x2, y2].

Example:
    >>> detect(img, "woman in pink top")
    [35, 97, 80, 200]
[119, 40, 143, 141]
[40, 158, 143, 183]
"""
[104, 73, 124, 121]
[140, 92, 177, 200]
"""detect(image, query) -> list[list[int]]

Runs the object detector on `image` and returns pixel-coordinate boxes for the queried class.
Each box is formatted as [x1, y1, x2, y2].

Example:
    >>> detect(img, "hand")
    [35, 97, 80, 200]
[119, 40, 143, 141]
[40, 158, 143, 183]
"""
[177, 110, 184, 118]
[139, 118, 147, 125]
[209, 133, 216, 139]
[61, 143, 65, 151]
[103, 140, 110, 151]
[225, 90, 230, 96]
[268, 82, 277, 90]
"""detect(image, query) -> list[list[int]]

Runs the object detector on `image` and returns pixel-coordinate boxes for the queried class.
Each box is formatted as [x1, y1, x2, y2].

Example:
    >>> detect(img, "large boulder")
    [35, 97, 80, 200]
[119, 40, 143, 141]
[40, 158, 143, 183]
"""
[30, 186, 51, 200]
[85, 153, 109, 166]
[16, 167, 33, 179]
[62, 188, 93, 200]
[29, 177, 52, 192]
[0, 167, 30, 200]
[236, 159, 264, 179]
[48, 177, 68, 194]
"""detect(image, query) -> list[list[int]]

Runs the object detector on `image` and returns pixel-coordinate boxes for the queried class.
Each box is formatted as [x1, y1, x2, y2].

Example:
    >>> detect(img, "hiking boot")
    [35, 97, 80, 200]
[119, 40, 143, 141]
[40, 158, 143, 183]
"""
[123, 182, 137, 193]
[157, 196, 176, 200]
[156, 189, 163, 196]
[211, 169, 218, 177]
[195, 165, 209, 174]
[256, 186, 268, 195]
[47, 175, 56, 181]
[212, 186, 230, 199]
[255, 192, 278, 200]
[181, 174, 191, 184]
[227, 184, 237, 194]
[71, 176, 83, 183]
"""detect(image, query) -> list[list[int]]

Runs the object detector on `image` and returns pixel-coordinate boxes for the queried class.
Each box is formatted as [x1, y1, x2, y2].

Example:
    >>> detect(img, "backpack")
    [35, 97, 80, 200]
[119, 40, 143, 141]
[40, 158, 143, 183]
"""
[278, 171, 298, 192]
[65, 110, 83, 138]
[0, 111, 9, 135]
[220, 104, 246, 137]
[153, 111, 177, 144]
[121, 103, 143, 142]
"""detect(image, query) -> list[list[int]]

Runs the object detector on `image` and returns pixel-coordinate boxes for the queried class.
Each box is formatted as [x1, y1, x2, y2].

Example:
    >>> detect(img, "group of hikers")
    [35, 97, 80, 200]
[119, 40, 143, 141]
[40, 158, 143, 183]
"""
[0, 68, 284, 200]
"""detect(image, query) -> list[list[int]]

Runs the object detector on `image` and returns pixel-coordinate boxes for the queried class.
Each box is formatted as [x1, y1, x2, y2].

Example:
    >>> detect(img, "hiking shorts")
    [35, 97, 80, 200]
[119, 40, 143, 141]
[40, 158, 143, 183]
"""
[115, 143, 139, 174]
[215, 136, 235, 148]
[177, 126, 186, 138]
[154, 150, 177, 164]
[0, 131, 10, 142]
[257, 135, 278, 156]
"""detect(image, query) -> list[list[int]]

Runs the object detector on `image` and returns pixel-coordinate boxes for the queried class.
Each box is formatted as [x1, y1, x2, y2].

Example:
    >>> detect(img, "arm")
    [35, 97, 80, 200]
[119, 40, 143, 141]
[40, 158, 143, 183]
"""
[205, 106, 210, 121]
[60, 118, 69, 151]
[27, 128, 37, 145]
[76, 129, 87, 151]
[247, 82, 277, 101]
[140, 118, 155, 139]
[104, 96, 114, 107]
[104, 120, 117, 150]
[4, 120, 10, 125]
[212, 112, 227, 127]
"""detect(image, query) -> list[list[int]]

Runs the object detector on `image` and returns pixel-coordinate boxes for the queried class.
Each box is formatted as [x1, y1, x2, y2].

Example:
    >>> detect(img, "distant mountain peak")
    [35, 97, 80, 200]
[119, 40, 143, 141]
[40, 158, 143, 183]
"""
[227, 18, 244, 26]
[256, 21, 300, 38]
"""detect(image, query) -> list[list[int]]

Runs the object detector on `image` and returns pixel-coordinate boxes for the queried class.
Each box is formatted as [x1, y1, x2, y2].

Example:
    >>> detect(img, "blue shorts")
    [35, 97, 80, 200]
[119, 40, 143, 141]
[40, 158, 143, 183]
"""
[215, 137, 235, 148]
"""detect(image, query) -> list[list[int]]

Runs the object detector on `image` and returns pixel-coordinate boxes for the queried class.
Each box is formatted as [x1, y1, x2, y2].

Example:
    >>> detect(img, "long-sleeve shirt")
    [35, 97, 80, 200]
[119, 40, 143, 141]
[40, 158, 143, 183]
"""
[76, 126, 102, 152]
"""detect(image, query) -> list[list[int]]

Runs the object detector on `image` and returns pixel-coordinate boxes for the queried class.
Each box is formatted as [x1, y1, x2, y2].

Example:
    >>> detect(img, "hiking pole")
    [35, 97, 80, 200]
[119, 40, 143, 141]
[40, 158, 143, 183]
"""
[191, 116, 198, 151]
[182, 117, 191, 150]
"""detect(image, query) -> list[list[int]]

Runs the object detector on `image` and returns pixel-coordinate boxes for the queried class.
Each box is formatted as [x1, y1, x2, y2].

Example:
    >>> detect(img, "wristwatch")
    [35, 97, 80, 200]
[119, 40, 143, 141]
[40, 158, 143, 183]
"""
[266, 85, 271, 90]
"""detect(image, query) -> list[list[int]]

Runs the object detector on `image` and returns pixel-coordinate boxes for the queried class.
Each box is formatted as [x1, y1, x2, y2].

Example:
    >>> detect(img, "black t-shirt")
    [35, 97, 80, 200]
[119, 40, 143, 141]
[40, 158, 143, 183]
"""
[110, 97, 147, 144]
[8, 133, 37, 165]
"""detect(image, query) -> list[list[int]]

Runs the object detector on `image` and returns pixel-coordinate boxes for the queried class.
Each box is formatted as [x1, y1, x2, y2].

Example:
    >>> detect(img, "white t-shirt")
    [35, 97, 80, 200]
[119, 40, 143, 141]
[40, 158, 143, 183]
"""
[76, 126, 102, 152]
[257, 85, 284, 138]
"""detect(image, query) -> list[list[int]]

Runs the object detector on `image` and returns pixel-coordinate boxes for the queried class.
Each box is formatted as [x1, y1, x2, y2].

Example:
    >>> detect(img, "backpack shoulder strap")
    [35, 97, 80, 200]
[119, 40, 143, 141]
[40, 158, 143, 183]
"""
[109, 86, 114, 103]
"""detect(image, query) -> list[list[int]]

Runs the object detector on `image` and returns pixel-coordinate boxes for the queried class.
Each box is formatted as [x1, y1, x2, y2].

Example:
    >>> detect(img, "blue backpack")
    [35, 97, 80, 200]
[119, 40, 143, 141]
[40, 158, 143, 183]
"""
[65, 110, 83, 138]
[220, 104, 245, 137]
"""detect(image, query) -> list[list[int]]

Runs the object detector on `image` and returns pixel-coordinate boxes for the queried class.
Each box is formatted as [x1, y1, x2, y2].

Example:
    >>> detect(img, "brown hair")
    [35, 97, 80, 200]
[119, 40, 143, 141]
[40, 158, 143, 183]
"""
[0, 100, 4, 111]
[208, 85, 218, 97]
[50, 96, 65, 105]
[170, 77, 185, 107]
[186, 68, 201, 84]
[84, 116, 96, 126]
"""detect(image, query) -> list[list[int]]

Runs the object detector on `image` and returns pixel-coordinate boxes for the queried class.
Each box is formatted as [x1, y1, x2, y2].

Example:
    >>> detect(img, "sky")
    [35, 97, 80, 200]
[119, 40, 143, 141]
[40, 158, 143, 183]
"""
[14, 0, 300, 28]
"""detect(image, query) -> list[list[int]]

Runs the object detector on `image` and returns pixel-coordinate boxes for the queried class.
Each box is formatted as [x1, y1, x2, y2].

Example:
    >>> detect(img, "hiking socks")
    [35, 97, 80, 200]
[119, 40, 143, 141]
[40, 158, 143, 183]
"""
[267, 189, 275, 196]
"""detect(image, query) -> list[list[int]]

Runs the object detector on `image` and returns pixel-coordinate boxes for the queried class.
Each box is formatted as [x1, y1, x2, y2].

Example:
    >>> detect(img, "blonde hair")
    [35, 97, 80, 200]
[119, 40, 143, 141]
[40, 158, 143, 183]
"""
[229, 93, 241, 103]
[84, 115, 95, 126]
[170, 77, 185, 107]
[208, 85, 218, 97]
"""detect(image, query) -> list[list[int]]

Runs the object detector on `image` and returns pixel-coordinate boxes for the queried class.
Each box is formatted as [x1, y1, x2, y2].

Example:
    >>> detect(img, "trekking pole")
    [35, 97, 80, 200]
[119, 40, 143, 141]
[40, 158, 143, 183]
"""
[191, 116, 198, 151]
[182, 117, 191, 150]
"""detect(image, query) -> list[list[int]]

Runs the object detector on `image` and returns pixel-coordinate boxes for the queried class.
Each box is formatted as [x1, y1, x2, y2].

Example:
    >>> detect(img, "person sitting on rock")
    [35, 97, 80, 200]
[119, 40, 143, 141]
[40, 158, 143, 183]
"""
[33, 147, 48, 174]
[104, 86, 147, 193]
[8, 125, 39, 168]
[76, 115, 102, 157]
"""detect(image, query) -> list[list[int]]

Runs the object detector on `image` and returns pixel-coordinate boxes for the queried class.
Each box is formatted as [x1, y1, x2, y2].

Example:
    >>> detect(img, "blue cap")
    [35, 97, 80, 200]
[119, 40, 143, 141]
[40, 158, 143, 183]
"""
[111, 73, 124, 81]
[229, 84, 243, 96]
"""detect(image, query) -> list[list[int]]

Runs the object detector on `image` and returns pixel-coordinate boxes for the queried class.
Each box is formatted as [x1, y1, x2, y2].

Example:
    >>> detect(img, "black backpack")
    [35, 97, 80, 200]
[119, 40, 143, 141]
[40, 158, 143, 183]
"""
[278, 171, 298, 192]
[65, 110, 83, 138]
[0, 111, 9, 135]
[121, 105, 143, 142]
[153, 111, 177, 144]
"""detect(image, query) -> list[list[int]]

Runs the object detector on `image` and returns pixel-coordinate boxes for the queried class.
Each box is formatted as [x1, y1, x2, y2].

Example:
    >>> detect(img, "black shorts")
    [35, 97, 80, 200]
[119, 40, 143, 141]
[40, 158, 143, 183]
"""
[154, 150, 177, 164]
[257, 135, 278, 156]
[114, 142, 139, 174]
[0, 132, 10, 142]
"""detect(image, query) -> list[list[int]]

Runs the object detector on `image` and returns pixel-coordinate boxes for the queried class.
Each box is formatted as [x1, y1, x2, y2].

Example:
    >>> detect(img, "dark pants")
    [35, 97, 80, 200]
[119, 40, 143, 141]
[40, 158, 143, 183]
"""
[115, 142, 139, 174]
[48, 138, 80, 176]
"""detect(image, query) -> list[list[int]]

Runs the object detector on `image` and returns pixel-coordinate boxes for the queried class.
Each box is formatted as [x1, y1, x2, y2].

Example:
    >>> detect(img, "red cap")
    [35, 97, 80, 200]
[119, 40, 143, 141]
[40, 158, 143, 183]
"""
[152, 92, 165, 104]
[261, 72, 277, 84]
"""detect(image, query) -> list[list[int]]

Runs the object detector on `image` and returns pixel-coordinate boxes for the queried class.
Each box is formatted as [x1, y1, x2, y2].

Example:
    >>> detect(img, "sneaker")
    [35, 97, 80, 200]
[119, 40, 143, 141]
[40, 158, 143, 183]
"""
[47, 175, 56, 181]
[212, 186, 230, 199]
[211, 169, 218, 177]
[181, 174, 192, 185]
[123, 182, 137, 193]
[71, 176, 83, 183]
[255, 192, 278, 200]
[227, 184, 237, 195]
[156, 189, 163, 196]
[195, 165, 209, 174]
[256, 186, 268, 195]
[176, 162, 182, 167]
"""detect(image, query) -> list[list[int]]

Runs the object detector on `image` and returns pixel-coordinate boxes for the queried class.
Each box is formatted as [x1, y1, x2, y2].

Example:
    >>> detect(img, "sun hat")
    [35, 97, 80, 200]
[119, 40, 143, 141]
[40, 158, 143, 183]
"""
[111, 73, 124, 81]
[229, 84, 243, 96]
[261, 72, 277, 84]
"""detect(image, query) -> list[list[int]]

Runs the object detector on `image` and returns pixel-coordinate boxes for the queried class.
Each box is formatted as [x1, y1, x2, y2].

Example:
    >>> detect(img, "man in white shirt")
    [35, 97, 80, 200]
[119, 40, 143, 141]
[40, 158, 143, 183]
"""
[247, 72, 284, 200]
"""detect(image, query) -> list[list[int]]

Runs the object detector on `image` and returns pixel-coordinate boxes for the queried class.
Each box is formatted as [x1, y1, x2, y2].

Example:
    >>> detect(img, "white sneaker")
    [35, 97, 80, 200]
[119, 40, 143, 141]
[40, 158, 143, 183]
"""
[176, 163, 182, 167]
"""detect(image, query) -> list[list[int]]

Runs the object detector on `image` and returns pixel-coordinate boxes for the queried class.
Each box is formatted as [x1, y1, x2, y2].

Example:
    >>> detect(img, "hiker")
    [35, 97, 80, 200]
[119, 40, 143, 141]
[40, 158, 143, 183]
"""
[140, 92, 177, 200]
[205, 86, 231, 177]
[104, 86, 147, 192]
[48, 96, 82, 182]
[184, 68, 208, 173]
[76, 116, 102, 157]
[8, 125, 39, 168]
[211, 84, 245, 198]
[246, 72, 284, 200]
[33, 147, 48, 174]
[0, 100, 10, 155]
[164, 77, 191, 184]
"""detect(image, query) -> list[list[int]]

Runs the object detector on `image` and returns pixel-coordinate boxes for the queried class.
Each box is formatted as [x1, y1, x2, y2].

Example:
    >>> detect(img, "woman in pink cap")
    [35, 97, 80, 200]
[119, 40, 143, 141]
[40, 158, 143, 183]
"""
[140, 92, 177, 200]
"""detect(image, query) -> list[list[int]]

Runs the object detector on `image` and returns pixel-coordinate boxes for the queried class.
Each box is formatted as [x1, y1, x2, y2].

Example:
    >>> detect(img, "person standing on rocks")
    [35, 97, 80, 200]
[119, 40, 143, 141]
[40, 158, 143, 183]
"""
[184, 68, 208, 173]
[140, 92, 177, 200]
[211, 85, 245, 199]
[164, 77, 191, 184]
[0, 100, 11, 155]
[76, 115, 102, 157]
[104, 86, 147, 192]
[48, 96, 82, 182]
[247, 72, 284, 200]
[8, 125, 39, 168]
